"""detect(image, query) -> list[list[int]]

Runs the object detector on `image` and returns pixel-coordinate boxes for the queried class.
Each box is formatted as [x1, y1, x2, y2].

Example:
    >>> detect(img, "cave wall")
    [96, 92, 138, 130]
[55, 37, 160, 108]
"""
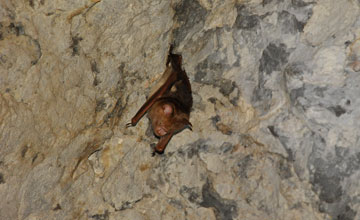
[1, 0, 360, 219]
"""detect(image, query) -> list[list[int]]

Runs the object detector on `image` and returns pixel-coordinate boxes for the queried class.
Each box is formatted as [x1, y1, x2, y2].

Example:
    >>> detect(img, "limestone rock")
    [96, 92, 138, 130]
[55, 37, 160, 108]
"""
[1, 0, 359, 219]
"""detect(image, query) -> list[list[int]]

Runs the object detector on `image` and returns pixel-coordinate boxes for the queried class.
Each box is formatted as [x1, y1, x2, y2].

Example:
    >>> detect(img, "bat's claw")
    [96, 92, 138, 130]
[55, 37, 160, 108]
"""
[126, 122, 133, 128]
[150, 143, 164, 156]
[152, 149, 164, 156]
[187, 123, 192, 131]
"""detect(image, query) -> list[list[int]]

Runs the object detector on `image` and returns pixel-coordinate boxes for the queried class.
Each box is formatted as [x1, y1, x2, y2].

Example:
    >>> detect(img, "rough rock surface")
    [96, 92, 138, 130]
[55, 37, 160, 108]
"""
[1, 0, 359, 219]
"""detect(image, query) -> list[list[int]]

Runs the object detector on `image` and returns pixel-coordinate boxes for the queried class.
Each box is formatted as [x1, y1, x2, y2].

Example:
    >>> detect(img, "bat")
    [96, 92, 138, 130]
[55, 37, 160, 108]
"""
[127, 46, 193, 154]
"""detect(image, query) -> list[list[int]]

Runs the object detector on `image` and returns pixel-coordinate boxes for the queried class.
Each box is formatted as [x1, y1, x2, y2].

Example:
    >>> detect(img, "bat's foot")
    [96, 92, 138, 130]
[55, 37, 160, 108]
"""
[126, 122, 133, 128]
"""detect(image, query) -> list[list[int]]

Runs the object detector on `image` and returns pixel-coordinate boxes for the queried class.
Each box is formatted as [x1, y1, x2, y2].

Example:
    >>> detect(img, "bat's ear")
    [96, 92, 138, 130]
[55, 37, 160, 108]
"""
[162, 104, 173, 115]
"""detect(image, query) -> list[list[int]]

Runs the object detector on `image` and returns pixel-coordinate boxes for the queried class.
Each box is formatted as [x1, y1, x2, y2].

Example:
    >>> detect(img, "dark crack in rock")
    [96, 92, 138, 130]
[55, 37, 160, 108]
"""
[91, 60, 100, 73]
[117, 198, 142, 211]
[90, 210, 109, 220]
[71, 36, 83, 56]
[30, 38, 42, 65]
[268, 125, 279, 138]
[21, 145, 29, 158]
[53, 204, 61, 211]
[169, 199, 184, 210]
[95, 98, 106, 112]
[328, 105, 346, 117]
[267, 124, 295, 162]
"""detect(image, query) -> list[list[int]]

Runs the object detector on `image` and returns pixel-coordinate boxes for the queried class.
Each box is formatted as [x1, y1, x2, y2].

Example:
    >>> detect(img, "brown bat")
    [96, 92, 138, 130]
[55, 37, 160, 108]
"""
[127, 47, 193, 154]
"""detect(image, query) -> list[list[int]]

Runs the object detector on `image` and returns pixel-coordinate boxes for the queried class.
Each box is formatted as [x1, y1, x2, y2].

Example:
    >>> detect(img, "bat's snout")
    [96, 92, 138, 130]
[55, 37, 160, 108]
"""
[155, 126, 167, 136]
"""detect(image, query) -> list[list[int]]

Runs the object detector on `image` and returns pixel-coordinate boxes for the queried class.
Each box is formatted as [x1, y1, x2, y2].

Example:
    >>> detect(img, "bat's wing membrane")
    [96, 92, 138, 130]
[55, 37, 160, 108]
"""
[128, 69, 178, 126]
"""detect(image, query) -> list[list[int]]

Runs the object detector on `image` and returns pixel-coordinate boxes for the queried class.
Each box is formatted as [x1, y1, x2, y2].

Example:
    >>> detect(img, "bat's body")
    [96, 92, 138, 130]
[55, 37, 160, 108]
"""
[127, 48, 192, 154]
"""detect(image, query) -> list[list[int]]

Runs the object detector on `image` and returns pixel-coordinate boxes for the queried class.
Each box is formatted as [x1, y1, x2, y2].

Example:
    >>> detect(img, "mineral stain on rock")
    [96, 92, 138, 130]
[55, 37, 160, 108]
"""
[219, 142, 234, 154]
[219, 79, 236, 97]
[180, 186, 201, 203]
[311, 164, 343, 204]
[235, 6, 260, 30]
[236, 155, 253, 178]
[173, 0, 207, 45]
[336, 205, 356, 220]
[186, 139, 209, 159]
[289, 87, 305, 104]
[210, 115, 232, 135]
[278, 10, 305, 33]
[195, 57, 235, 97]
[259, 43, 289, 75]
[277, 159, 293, 179]
[8, 22, 25, 36]
[291, 0, 312, 8]
[0, 173, 4, 184]
[200, 181, 238, 220]
[195, 57, 225, 84]
[29, 0, 34, 8]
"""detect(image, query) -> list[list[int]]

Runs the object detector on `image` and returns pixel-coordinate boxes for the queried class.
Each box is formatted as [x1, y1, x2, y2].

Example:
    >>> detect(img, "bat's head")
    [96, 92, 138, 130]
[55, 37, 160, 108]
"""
[149, 101, 191, 137]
